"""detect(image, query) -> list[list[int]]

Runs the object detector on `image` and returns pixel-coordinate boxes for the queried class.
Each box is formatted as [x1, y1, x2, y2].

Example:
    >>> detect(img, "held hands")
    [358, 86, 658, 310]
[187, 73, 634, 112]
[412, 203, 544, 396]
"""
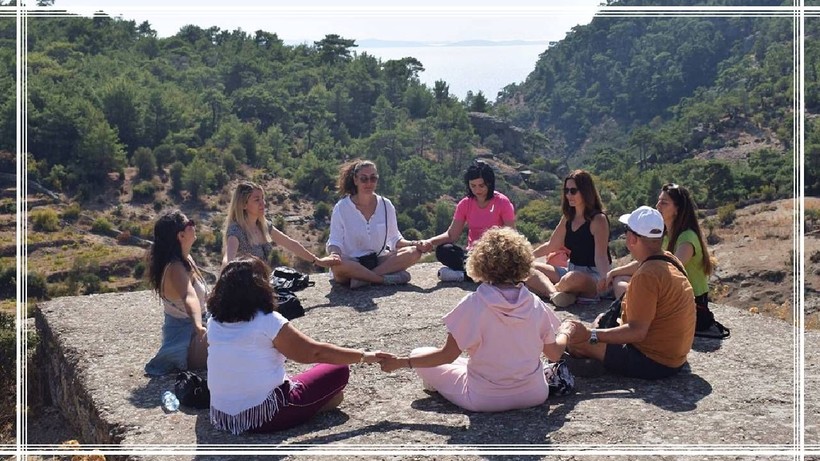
[315, 254, 342, 268]
[558, 319, 591, 344]
[379, 355, 411, 373]
[355, 350, 415, 372]
[416, 239, 433, 253]
[360, 350, 397, 365]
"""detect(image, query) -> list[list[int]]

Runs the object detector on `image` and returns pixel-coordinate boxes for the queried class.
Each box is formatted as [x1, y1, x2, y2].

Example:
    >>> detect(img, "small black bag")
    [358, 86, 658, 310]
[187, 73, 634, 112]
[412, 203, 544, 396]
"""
[356, 252, 380, 270]
[695, 297, 730, 339]
[174, 371, 210, 409]
[276, 288, 305, 320]
[271, 266, 314, 292]
[596, 295, 623, 329]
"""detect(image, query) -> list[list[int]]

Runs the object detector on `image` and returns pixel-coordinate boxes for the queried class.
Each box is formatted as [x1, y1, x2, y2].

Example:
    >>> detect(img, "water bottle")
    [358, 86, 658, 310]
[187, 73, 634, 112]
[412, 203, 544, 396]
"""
[161, 390, 179, 413]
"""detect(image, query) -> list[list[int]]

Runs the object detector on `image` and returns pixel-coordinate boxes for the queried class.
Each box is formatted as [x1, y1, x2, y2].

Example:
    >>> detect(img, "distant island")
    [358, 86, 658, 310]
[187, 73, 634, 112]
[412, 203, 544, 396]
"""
[284, 39, 551, 48]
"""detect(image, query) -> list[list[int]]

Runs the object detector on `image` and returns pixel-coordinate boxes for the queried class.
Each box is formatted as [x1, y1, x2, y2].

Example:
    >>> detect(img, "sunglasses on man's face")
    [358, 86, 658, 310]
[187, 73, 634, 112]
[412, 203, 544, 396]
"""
[564, 187, 579, 195]
[357, 175, 379, 183]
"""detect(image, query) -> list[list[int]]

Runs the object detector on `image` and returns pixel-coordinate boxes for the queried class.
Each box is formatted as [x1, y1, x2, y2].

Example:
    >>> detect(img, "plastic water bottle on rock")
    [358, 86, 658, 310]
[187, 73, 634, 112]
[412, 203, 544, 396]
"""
[161, 390, 179, 413]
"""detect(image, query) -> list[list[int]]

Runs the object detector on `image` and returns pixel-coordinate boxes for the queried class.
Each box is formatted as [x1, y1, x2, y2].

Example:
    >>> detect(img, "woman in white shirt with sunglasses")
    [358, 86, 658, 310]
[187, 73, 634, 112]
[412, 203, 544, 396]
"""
[326, 159, 423, 289]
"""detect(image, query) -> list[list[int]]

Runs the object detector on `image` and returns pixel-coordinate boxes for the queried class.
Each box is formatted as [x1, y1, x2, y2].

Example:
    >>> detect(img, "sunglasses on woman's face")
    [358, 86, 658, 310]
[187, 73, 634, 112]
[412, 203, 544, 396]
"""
[564, 187, 579, 195]
[357, 174, 379, 183]
[183, 219, 196, 229]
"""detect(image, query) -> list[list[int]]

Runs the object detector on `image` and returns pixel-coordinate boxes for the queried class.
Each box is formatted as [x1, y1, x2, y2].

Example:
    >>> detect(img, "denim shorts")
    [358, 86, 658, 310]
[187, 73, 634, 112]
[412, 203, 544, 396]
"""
[556, 262, 603, 283]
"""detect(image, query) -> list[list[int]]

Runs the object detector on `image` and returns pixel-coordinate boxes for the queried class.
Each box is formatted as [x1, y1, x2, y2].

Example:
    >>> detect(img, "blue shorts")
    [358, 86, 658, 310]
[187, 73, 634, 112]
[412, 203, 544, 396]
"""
[555, 263, 603, 283]
[603, 343, 684, 380]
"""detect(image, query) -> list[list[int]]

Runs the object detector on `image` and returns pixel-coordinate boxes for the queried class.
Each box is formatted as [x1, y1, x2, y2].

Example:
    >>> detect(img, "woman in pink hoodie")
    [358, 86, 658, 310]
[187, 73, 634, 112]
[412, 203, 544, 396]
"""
[379, 227, 569, 412]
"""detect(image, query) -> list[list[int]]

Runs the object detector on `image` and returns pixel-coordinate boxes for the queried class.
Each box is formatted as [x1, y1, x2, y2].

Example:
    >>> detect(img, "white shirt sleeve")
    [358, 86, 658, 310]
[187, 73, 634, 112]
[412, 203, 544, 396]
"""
[327, 199, 346, 254]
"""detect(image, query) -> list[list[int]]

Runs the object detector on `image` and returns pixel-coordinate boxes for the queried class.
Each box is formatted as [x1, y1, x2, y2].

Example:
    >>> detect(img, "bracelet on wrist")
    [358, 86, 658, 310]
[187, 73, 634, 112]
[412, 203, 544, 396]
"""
[359, 350, 366, 364]
[407, 357, 413, 369]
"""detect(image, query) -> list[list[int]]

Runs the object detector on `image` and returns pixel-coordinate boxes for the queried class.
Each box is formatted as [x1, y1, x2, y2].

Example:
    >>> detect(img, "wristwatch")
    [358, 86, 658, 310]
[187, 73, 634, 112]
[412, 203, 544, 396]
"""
[589, 329, 599, 345]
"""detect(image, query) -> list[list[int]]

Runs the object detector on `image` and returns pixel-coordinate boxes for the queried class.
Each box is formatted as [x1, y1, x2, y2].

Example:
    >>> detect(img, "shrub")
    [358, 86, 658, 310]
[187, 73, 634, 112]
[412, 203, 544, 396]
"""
[91, 217, 113, 234]
[133, 147, 157, 180]
[0, 267, 13, 299]
[30, 208, 60, 232]
[517, 221, 543, 244]
[610, 239, 629, 259]
[717, 204, 736, 227]
[403, 228, 423, 241]
[79, 273, 102, 295]
[314, 202, 332, 223]
[27, 271, 48, 300]
[133, 260, 145, 279]
[170, 161, 184, 192]
[0, 312, 15, 394]
[132, 180, 157, 201]
[61, 203, 81, 221]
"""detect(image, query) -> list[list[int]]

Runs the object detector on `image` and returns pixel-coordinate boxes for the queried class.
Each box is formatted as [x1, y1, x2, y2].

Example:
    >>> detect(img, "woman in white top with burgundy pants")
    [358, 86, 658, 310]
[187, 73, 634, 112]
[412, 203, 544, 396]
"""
[207, 257, 388, 434]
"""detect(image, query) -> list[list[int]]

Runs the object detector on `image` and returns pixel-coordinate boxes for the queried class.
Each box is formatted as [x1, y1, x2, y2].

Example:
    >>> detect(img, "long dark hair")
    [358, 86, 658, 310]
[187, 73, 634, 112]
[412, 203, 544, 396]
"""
[208, 256, 277, 323]
[336, 159, 376, 197]
[561, 170, 605, 221]
[464, 160, 496, 198]
[145, 210, 192, 294]
[661, 183, 714, 275]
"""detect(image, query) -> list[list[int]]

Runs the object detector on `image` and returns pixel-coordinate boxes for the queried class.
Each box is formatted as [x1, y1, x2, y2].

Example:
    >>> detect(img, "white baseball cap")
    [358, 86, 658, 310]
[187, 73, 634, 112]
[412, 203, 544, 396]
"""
[619, 206, 664, 239]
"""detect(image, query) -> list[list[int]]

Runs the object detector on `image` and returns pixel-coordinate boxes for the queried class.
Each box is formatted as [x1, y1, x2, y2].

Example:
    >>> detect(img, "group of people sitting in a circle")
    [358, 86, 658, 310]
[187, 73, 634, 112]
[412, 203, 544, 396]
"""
[143, 158, 714, 435]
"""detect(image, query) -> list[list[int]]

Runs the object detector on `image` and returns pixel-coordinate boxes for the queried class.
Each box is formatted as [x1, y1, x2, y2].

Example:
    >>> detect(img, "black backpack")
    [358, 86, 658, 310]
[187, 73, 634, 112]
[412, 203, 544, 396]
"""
[276, 288, 305, 321]
[268, 266, 310, 321]
[174, 371, 210, 409]
[270, 266, 314, 292]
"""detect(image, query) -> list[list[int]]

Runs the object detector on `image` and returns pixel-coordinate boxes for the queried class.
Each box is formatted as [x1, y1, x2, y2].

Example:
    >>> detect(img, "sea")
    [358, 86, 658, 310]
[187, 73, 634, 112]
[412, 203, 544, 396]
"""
[356, 43, 549, 102]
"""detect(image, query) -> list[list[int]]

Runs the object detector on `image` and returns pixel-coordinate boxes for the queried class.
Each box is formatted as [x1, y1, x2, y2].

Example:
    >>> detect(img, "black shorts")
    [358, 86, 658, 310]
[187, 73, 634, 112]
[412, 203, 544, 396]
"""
[603, 343, 684, 380]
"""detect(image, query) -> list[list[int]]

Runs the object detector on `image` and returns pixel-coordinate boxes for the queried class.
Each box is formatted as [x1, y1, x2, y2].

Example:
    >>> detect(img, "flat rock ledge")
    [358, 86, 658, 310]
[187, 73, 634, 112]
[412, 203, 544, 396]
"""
[32, 263, 818, 460]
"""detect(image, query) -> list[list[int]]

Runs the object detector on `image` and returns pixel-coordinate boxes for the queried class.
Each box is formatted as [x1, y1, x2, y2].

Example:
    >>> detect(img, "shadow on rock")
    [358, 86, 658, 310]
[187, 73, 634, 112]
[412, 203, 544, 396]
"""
[691, 335, 726, 353]
[128, 374, 176, 409]
[194, 407, 351, 452]
[580, 369, 711, 412]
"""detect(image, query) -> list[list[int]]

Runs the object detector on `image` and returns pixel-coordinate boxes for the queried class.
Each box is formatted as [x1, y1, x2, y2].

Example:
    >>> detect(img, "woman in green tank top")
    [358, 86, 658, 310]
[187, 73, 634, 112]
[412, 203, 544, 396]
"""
[655, 183, 714, 308]
[603, 183, 714, 306]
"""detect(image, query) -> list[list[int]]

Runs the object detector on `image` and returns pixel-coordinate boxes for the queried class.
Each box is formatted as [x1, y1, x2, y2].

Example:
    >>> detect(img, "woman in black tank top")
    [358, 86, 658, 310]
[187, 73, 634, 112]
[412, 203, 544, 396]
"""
[526, 170, 611, 308]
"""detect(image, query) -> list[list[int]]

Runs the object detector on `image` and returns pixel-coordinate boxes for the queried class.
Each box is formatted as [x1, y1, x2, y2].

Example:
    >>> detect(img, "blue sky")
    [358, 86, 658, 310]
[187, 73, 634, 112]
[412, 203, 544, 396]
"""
[48, 0, 603, 42]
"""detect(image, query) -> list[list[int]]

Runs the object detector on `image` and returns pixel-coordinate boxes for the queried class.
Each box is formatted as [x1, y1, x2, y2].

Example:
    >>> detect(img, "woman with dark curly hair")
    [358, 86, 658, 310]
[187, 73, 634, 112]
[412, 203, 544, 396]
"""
[144, 210, 208, 376]
[378, 227, 567, 412]
[206, 257, 388, 434]
[526, 170, 611, 308]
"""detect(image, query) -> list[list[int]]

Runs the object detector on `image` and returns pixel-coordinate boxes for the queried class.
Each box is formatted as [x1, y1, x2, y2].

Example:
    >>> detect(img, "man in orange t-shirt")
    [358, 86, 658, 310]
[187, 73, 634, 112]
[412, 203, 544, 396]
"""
[560, 206, 695, 379]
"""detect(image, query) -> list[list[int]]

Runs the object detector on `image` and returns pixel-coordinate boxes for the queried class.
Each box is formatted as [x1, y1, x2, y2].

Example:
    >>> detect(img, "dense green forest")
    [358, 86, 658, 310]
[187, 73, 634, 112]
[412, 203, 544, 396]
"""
[1, 0, 812, 250]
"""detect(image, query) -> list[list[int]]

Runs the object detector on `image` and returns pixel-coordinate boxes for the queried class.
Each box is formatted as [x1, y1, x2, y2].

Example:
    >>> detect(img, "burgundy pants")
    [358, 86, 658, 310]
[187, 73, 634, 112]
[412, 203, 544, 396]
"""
[248, 363, 350, 433]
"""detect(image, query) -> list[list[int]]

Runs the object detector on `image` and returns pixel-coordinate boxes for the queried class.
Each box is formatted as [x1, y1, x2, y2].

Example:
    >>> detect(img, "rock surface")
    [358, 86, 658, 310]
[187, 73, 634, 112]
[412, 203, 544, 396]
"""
[31, 263, 816, 460]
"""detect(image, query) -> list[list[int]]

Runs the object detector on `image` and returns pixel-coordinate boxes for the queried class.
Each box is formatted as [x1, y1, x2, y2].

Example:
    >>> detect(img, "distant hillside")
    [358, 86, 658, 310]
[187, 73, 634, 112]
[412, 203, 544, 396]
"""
[495, 0, 816, 195]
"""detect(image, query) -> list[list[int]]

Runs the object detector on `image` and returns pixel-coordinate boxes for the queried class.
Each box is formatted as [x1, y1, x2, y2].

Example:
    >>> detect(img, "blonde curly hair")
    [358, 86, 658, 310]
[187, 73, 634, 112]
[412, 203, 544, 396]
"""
[466, 227, 533, 284]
